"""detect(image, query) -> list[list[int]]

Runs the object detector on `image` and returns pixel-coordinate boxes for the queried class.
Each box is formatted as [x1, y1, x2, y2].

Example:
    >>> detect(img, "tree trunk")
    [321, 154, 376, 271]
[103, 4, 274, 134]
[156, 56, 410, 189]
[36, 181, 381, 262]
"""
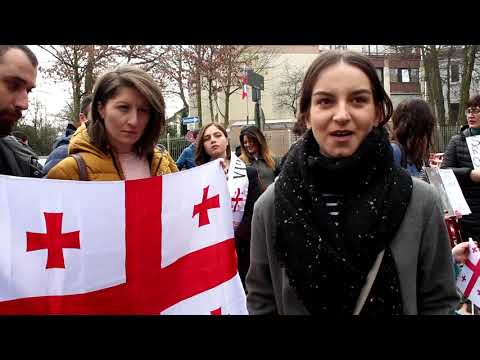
[196, 75, 202, 126]
[72, 68, 82, 124]
[194, 45, 203, 126]
[421, 48, 436, 117]
[429, 46, 446, 125]
[446, 46, 453, 124]
[458, 45, 479, 126]
[177, 79, 189, 116]
[223, 89, 230, 128]
[176, 48, 189, 116]
[84, 45, 95, 96]
[421, 46, 441, 151]
[213, 90, 225, 121]
[208, 78, 215, 123]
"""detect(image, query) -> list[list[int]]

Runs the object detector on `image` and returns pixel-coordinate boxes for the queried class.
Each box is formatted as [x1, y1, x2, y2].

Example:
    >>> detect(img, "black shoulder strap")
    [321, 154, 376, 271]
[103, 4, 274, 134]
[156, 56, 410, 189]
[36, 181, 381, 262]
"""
[71, 153, 88, 181]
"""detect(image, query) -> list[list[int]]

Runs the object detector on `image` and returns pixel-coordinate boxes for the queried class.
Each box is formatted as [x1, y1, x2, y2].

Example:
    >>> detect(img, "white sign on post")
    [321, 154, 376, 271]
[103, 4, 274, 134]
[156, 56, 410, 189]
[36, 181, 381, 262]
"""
[466, 135, 480, 169]
[438, 168, 472, 216]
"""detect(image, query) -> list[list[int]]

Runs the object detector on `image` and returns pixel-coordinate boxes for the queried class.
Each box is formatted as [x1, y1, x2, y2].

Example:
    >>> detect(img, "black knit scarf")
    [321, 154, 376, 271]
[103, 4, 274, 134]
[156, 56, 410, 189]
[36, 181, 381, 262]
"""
[275, 127, 413, 315]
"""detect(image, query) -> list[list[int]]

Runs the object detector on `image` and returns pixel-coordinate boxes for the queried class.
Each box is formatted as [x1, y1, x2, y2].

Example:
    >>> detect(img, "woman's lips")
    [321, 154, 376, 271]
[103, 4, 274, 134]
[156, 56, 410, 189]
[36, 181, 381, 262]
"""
[329, 130, 353, 142]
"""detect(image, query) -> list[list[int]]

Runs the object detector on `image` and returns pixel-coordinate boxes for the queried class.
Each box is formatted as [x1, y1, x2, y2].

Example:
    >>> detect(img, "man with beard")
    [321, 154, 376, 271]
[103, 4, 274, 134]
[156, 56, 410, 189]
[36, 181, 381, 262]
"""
[0, 45, 42, 177]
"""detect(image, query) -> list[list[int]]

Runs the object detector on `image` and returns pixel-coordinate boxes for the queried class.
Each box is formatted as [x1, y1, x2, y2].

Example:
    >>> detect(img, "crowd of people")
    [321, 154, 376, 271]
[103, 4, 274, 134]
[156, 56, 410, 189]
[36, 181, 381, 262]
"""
[2, 45, 480, 315]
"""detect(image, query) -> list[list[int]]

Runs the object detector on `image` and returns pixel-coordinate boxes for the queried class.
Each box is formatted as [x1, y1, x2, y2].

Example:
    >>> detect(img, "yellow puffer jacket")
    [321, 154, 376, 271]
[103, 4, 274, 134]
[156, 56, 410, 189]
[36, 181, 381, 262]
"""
[47, 124, 178, 180]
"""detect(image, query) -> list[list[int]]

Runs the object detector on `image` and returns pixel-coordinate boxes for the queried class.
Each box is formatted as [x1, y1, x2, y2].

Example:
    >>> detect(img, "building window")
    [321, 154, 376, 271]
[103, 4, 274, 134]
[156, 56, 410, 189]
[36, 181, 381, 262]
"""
[367, 45, 384, 55]
[451, 64, 460, 83]
[401, 69, 410, 83]
[390, 68, 399, 82]
[410, 68, 419, 82]
[329, 45, 347, 50]
[390, 68, 419, 83]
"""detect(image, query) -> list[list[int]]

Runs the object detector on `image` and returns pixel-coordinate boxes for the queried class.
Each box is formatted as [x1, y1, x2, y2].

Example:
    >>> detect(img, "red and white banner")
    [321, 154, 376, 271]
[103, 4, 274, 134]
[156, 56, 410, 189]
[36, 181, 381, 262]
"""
[0, 160, 247, 315]
[241, 72, 248, 100]
[227, 152, 249, 230]
[457, 239, 480, 308]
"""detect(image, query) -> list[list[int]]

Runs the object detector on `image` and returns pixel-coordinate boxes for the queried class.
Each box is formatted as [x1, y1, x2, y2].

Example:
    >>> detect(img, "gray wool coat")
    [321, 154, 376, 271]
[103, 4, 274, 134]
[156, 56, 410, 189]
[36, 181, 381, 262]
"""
[246, 177, 459, 315]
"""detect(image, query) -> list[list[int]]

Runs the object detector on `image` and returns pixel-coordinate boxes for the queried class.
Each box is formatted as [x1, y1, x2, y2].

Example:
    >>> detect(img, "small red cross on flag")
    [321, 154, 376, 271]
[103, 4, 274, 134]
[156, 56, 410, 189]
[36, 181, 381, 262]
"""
[192, 186, 220, 227]
[0, 160, 247, 314]
[26, 212, 81, 269]
[231, 188, 244, 212]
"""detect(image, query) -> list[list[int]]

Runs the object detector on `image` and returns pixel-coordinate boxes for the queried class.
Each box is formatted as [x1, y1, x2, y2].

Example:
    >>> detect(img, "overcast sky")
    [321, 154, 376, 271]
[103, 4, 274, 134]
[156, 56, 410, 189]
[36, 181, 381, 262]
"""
[29, 45, 184, 122]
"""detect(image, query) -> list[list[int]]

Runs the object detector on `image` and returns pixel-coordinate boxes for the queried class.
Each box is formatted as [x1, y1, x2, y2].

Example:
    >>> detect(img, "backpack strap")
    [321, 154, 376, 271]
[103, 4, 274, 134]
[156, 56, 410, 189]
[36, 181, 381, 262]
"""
[71, 153, 88, 181]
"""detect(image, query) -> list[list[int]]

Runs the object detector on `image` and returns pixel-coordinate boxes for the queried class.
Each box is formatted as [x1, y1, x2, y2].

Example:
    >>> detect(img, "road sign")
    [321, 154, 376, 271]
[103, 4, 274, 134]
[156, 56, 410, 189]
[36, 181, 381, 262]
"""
[252, 87, 261, 102]
[247, 70, 264, 90]
[182, 116, 199, 125]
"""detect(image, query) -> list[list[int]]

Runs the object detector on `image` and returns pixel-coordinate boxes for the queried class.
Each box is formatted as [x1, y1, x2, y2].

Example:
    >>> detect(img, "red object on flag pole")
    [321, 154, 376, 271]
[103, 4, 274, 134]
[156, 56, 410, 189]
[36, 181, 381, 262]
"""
[241, 72, 248, 100]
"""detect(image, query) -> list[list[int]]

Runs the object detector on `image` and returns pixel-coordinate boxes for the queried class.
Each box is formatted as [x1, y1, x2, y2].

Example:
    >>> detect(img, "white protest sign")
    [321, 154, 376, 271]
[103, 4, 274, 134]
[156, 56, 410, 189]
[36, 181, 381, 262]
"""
[466, 135, 480, 169]
[438, 168, 472, 216]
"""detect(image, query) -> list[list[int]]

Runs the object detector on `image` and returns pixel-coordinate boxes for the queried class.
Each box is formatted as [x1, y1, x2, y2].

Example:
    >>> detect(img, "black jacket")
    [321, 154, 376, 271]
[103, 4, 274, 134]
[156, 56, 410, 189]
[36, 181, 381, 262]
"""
[0, 135, 43, 177]
[234, 166, 262, 289]
[441, 127, 480, 237]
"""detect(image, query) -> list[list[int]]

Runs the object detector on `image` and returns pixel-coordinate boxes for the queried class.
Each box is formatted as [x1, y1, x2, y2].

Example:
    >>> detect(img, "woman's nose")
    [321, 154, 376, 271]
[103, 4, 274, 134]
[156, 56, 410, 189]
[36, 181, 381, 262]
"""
[332, 103, 351, 123]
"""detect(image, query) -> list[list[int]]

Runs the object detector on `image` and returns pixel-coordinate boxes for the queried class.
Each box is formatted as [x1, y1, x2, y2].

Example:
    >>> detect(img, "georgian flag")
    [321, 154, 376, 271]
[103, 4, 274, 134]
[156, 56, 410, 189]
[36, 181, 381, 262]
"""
[456, 238, 480, 307]
[241, 73, 248, 100]
[0, 160, 247, 315]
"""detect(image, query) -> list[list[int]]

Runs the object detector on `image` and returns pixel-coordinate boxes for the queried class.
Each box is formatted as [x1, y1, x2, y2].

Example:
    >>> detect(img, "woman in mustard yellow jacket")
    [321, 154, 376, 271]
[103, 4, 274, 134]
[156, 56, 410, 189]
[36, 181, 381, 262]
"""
[48, 65, 177, 181]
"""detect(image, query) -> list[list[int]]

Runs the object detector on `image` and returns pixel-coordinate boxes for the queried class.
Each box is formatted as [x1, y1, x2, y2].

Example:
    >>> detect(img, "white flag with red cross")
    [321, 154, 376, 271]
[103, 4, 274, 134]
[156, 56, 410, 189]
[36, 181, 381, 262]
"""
[241, 68, 248, 100]
[456, 238, 480, 307]
[0, 160, 247, 315]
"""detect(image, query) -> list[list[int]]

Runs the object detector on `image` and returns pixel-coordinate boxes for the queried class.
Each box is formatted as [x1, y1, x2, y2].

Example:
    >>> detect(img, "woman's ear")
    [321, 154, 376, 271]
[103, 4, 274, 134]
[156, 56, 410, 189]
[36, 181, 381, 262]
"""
[304, 113, 311, 129]
[98, 102, 105, 119]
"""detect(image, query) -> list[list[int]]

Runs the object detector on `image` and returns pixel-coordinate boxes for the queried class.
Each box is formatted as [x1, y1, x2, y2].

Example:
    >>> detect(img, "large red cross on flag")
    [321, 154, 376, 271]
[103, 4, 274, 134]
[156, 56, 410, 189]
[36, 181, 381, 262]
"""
[0, 160, 247, 314]
[457, 238, 480, 308]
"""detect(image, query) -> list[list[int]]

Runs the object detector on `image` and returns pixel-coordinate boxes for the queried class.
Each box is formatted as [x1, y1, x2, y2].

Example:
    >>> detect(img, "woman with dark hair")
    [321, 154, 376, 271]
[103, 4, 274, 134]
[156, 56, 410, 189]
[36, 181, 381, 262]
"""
[196, 123, 261, 289]
[239, 125, 279, 190]
[390, 98, 435, 177]
[246, 50, 458, 315]
[441, 95, 480, 242]
[47, 65, 177, 180]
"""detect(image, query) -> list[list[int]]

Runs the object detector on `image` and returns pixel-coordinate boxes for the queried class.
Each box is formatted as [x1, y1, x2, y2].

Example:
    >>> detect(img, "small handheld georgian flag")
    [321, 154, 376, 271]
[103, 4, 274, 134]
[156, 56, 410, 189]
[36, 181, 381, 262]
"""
[456, 238, 480, 308]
